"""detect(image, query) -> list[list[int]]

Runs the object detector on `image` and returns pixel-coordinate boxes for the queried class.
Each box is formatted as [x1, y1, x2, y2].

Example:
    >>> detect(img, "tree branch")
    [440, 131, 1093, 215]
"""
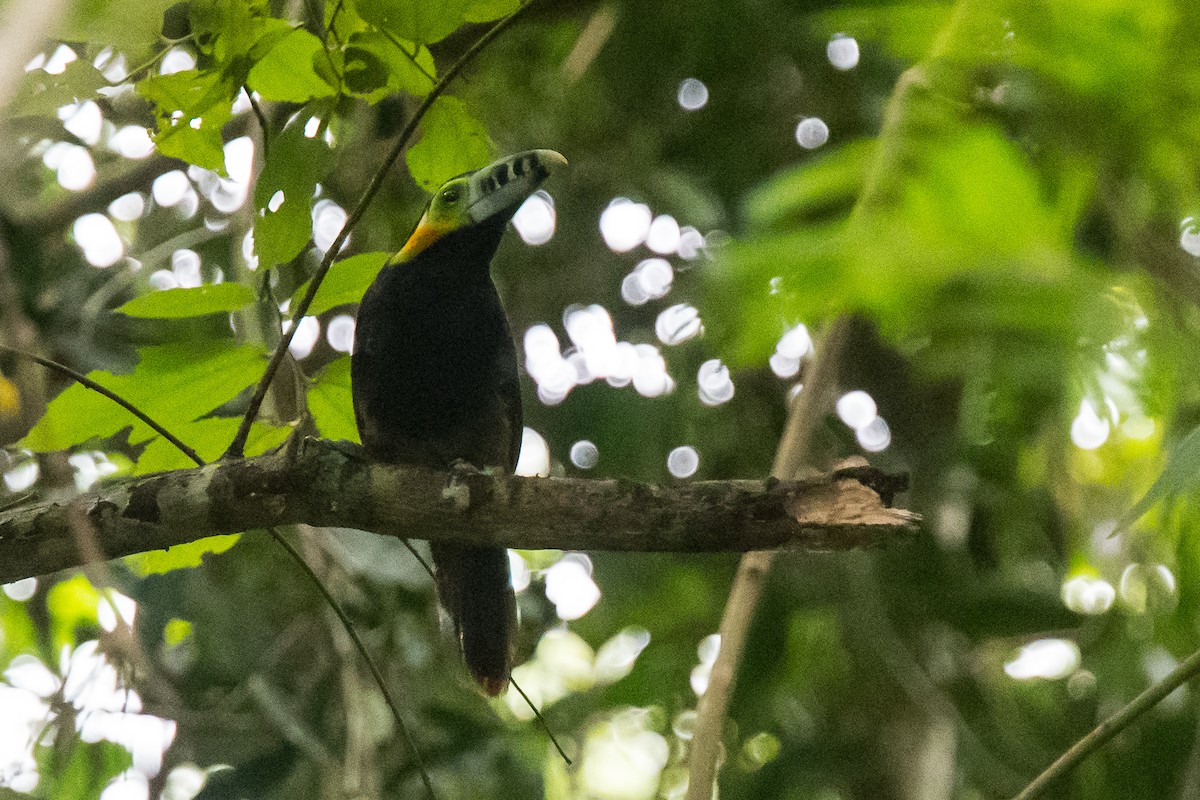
[685, 316, 853, 800]
[1012, 644, 1200, 800]
[0, 438, 918, 584]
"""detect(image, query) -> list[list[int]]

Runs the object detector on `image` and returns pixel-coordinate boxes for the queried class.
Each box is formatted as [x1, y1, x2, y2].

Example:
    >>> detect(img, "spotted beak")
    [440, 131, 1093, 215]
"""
[465, 149, 568, 225]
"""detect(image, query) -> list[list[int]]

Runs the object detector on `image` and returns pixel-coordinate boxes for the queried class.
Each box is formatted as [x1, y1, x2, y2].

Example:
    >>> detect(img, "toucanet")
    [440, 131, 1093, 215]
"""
[351, 149, 567, 695]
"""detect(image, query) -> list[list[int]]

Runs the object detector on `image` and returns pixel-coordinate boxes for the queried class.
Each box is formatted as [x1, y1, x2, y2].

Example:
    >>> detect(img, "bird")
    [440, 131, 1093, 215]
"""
[351, 149, 567, 695]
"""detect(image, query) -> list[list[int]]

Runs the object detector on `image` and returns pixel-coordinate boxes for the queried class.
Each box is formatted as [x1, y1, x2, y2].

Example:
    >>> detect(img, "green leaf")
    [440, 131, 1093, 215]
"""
[290, 251, 389, 316]
[1122, 424, 1200, 529]
[404, 96, 494, 192]
[743, 138, 875, 233]
[21, 342, 267, 452]
[127, 534, 242, 575]
[191, 1, 292, 61]
[344, 31, 436, 101]
[464, 0, 519, 23]
[40, 738, 133, 800]
[46, 575, 100, 651]
[818, 3, 952, 62]
[254, 119, 335, 269]
[125, 417, 288, 575]
[133, 417, 290, 474]
[247, 29, 339, 102]
[164, 617, 194, 646]
[1, 595, 39, 657]
[308, 356, 360, 442]
[116, 283, 256, 318]
[354, 0, 470, 45]
[9, 59, 107, 120]
[61, 0, 180, 58]
[137, 68, 238, 172]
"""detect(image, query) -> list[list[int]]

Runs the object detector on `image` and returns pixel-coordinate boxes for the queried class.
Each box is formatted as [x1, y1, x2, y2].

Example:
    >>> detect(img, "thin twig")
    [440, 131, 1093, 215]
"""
[246, 91, 271, 160]
[270, 527, 438, 800]
[510, 676, 571, 764]
[381, 29, 438, 86]
[1013, 646, 1200, 800]
[107, 39, 188, 86]
[684, 317, 853, 800]
[222, 0, 544, 459]
[1, 346, 204, 466]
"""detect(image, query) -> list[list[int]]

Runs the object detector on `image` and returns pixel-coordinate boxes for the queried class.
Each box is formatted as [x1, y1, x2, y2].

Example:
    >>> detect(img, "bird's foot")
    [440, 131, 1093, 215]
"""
[443, 459, 485, 512]
[325, 438, 367, 461]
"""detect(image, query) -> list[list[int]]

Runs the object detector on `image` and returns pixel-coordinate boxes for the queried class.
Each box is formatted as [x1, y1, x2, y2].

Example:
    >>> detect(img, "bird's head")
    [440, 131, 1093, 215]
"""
[396, 149, 568, 262]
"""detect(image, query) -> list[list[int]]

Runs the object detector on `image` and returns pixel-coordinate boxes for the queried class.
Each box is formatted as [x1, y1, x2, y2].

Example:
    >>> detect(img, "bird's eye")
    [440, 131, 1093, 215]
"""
[441, 187, 461, 204]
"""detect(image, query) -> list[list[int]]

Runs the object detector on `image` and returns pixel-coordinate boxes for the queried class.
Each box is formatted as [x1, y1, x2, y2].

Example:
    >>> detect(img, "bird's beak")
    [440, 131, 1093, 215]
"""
[465, 149, 568, 225]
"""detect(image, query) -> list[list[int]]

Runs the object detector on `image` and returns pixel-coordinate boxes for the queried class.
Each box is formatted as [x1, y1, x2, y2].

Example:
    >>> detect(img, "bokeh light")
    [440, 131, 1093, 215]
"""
[667, 445, 699, 478]
[795, 117, 830, 149]
[1004, 639, 1080, 680]
[826, 34, 860, 70]
[512, 190, 556, 245]
[570, 440, 600, 469]
[515, 427, 551, 477]
[73, 214, 124, 267]
[599, 198, 652, 252]
[677, 77, 709, 111]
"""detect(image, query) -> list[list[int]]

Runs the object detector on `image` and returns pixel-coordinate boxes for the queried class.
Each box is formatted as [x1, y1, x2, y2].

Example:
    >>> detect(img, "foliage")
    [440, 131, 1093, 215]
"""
[2, 0, 1200, 799]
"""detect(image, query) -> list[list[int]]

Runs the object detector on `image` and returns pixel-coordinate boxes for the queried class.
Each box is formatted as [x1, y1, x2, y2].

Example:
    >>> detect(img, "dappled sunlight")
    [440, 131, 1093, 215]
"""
[837, 390, 877, 430]
[795, 117, 829, 149]
[697, 359, 734, 406]
[326, 314, 355, 353]
[545, 553, 601, 619]
[73, 214, 124, 267]
[1119, 563, 1177, 614]
[579, 708, 670, 800]
[508, 550, 531, 592]
[512, 190, 556, 245]
[109, 192, 146, 221]
[621, 257, 673, 305]
[856, 416, 891, 452]
[600, 198, 652, 253]
[1004, 639, 1080, 680]
[2, 579, 37, 602]
[827, 34, 860, 70]
[312, 200, 348, 253]
[515, 426, 551, 477]
[1070, 399, 1110, 450]
[60, 101, 102, 146]
[690, 633, 720, 695]
[594, 627, 651, 684]
[569, 439, 599, 469]
[655, 303, 702, 345]
[109, 126, 155, 159]
[45, 142, 95, 191]
[151, 171, 191, 207]
[524, 305, 676, 403]
[1180, 217, 1200, 256]
[285, 316, 320, 359]
[677, 78, 709, 111]
[1061, 574, 1116, 615]
[0, 633, 177, 793]
[667, 445, 699, 478]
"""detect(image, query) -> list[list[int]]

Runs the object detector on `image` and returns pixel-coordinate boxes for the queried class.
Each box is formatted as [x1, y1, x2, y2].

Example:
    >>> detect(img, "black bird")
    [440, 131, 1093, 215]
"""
[351, 149, 567, 695]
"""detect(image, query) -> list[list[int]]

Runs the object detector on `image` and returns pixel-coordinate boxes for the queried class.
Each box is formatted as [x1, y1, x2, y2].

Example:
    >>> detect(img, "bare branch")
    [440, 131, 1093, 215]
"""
[0, 438, 918, 583]
[685, 316, 853, 800]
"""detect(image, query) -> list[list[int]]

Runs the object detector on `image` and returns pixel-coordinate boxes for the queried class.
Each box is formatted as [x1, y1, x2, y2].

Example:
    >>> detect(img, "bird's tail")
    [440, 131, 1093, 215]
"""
[430, 542, 516, 695]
